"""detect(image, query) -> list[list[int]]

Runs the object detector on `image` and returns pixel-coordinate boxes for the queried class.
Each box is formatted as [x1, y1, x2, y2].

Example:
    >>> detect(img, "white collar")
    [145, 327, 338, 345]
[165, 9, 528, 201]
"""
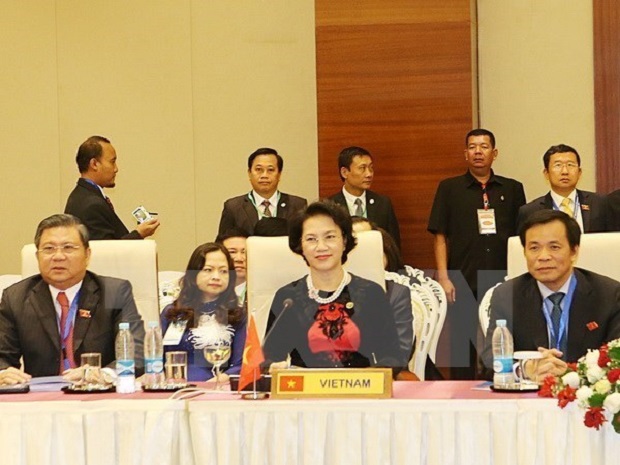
[342, 186, 367, 206]
[48, 280, 83, 308]
[549, 189, 577, 208]
[536, 273, 573, 301]
[252, 190, 279, 207]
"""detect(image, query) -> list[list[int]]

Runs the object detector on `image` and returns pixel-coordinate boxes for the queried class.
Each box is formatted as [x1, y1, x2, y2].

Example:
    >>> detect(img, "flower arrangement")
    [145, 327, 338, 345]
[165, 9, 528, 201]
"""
[539, 338, 620, 432]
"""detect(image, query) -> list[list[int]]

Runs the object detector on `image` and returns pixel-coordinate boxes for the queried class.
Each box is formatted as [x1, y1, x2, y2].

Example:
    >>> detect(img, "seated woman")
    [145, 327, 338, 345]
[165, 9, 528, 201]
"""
[161, 243, 246, 382]
[263, 201, 406, 373]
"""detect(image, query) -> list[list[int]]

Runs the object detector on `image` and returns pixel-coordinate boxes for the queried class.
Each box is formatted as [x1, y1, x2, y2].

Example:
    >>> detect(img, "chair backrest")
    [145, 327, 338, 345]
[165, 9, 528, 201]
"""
[478, 282, 503, 337]
[246, 230, 385, 342]
[507, 232, 620, 281]
[0, 274, 22, 300]
[21, 240, 159, 326]
[158, 271, 184, 312]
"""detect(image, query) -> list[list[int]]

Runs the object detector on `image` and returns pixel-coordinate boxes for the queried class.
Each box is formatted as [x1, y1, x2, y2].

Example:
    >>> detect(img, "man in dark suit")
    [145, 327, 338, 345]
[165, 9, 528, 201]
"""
[65, 135, 160, 240]
[217, 147, 307, 235]
[0, 214, 144, 383]
[606, 189, 620, 231]
[328, 146, 401, 248]
[482, 210, 620, 382]
[517, 144, 607, 233]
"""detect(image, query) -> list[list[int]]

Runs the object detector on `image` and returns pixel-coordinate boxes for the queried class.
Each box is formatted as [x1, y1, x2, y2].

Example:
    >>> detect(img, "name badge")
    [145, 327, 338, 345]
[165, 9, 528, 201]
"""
[477, 209, 497, 234]
[163, 320, 188, 345]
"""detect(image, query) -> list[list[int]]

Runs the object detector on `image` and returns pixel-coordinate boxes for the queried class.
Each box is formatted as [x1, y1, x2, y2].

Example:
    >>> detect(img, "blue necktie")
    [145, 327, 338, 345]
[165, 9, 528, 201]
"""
[548, 292, 565, 350]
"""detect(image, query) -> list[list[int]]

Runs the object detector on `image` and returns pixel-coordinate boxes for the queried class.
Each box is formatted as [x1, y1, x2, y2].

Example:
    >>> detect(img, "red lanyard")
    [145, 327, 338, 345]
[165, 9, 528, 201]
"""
[481, 183, 490, 210]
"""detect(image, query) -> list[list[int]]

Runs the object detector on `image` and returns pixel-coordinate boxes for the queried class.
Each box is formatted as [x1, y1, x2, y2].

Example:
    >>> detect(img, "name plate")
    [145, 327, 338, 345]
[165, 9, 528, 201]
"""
[270, 368, 392, 399]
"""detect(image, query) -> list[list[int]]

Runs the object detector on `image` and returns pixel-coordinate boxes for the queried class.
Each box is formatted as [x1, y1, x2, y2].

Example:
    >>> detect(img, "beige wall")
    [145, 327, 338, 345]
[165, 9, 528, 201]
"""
[0, 0, 318, 275]
[477, 0, 595, 200]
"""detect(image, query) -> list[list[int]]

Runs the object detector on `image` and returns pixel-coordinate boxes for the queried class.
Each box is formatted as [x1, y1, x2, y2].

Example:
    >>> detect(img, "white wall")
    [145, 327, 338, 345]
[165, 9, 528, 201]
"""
[0, 0, 318, 274]
[477, 0, 595, 200]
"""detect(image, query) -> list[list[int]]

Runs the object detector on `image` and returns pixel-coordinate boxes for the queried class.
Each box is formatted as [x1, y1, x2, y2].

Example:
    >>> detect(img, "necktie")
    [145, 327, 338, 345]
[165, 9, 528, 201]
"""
[57, 292, 76, 373]
[354, 198, 364, 217]
[548, 292, 565, 349]
[105, 196, 115, 212]
[261, 200, 272, 217]
[560, 198, 573, 217]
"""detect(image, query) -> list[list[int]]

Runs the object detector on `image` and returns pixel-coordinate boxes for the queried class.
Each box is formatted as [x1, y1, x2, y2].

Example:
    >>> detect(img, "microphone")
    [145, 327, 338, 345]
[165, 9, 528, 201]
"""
[265, 298, 294, 336]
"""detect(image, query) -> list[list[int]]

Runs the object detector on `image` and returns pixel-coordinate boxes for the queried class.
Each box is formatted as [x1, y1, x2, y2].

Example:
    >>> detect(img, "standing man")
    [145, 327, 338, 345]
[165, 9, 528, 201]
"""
[216, 228, 249, 306]
[217, 148, 307, 236]
[482, 210, 620, 382]
[328, 146, 401, 248]
[65, 135, 160, 240]
[0, 214, 144, 382]
[517, 144, 607, 233]
[428, 129, 526, 378]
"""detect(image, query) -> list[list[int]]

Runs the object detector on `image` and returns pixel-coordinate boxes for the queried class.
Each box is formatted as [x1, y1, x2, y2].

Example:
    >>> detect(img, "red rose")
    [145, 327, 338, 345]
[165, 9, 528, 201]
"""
[557, 386, 577, 409]
[608, 368, 620, 384]
[566, 362, 578, 372]
[598, 348, 611, 368]
[538, 375, 557, 398]
[584, 407, 607, 430]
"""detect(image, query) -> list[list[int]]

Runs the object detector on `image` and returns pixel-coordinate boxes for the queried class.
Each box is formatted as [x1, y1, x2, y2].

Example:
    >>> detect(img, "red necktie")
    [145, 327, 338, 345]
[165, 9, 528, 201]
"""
[57, 292, 76, 373]
[105, 196, 115, 212]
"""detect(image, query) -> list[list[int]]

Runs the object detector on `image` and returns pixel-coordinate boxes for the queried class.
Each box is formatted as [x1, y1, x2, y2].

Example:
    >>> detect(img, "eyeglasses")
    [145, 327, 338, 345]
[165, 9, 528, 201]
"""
[302, 234, 342, 247]
[550, 162, 579, 172]
[37, 244, 83, 256]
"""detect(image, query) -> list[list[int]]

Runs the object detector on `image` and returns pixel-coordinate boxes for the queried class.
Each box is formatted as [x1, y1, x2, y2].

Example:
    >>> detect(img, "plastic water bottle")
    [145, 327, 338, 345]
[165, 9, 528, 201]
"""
[144, 321, 164, 388]
[492, 319, 515, 386]
[115, 322, 136, 393]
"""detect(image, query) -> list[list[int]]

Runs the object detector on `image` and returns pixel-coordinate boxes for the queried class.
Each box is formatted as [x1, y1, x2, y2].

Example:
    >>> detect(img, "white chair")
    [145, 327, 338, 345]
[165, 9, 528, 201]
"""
[0, 274, 22, 300]
[246, 230, 385, 342]
[21, 240, 159, 326]
[158, 270, 184, 311]
[478, 282, 503, 337]
[507, 232, 620, 281]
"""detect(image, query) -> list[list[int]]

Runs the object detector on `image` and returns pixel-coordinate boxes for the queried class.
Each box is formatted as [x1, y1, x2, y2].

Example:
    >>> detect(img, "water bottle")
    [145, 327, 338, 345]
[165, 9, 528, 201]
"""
[492, 319, 515, 386]
[144, 321, 164, 388]
[115, 322, 136, 393]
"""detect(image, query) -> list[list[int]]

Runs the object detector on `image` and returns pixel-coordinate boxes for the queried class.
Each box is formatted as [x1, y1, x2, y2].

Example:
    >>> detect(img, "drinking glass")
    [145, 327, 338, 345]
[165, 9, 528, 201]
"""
[165, 351, 188, 387]
[203, 341, 231, 390]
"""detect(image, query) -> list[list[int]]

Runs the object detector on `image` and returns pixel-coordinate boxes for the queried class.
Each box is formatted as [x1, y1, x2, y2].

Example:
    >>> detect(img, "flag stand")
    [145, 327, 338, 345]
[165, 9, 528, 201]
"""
[241, 368, 268, 400]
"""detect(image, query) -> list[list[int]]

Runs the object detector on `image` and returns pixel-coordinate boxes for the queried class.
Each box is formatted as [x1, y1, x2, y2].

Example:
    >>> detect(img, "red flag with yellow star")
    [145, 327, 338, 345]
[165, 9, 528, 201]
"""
[238, 315, 265, 391]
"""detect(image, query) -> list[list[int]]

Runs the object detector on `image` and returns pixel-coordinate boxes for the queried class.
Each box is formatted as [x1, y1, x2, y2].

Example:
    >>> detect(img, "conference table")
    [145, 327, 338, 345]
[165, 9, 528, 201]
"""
[0, 381, 618, 465]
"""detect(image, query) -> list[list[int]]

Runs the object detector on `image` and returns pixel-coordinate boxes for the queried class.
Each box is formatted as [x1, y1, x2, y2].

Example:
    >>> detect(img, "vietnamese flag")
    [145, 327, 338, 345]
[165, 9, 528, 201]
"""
[238, 315, 265, 391]
[279, 375, 304, 392]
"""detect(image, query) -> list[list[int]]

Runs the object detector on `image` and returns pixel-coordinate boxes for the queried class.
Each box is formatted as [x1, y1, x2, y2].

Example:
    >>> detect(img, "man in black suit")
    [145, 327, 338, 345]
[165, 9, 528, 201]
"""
[606, 189, 620, 231]
[217, 147, 307, 235]
[0, 214, 144, 383]
[517, 144, 607, 233]
[65, 135, 160, 240]
[328, 146, 401, 248]
[482, 210, 620, 382]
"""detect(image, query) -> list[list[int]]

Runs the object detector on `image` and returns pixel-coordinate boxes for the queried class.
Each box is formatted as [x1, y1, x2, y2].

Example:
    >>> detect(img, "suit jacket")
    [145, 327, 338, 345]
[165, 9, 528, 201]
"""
[263, 274, 408, 371]
[65, 178, 142, 240]
[481, 268, 620, 375]
[329, 189, 401, 248]
[607, 189, 620, 232]
[217, 192, 307, 235]
[516, 190, 608, 233]
[0, 271, 145, 377]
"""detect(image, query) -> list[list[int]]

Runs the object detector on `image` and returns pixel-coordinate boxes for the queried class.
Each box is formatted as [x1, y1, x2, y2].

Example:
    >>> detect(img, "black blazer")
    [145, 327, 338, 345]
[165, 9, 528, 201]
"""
[481, 268, 620, 376]
[607, 189, 620, 231]
[329, 189, 401, 248]
[217, 192, 307, 235]
[65, 178, 142, 240]
[516, 190, 608, 233]
[0, 272, 145, 377]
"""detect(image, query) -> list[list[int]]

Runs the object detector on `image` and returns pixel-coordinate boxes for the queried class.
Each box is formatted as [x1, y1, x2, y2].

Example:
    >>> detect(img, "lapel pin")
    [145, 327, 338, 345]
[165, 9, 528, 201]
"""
[501, 195, 505, 201]
[582, 204, 590, 211]
[369, 199, 375, 205]
[79, 309, 92, 319]
[586, 321, 598, 331]
[280, 202, 286, 208]
[346, 302, 354, 309]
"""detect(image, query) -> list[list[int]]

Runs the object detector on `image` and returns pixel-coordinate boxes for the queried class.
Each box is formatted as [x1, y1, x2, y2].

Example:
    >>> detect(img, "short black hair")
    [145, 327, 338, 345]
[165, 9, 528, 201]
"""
[519, 209, 581, 250]
[338, 146, 372, 181]
[289, 200, 357, 264]
[34, 214, 89, 249]
[465, 129, 495, 149]
[75, 135, 111, 173]
[215, 227, 250, 244]
[247, 147, 283, 172]
[542, 144, 581, 170]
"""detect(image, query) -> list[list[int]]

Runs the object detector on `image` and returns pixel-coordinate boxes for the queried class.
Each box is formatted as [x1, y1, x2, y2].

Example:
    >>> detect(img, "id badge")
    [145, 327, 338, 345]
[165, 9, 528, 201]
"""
[477, 209, 497, 234]
[163, 320, 188, 345]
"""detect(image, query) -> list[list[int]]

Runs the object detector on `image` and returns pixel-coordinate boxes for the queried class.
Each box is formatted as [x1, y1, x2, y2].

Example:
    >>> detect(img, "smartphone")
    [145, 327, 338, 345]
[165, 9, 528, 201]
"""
[131, 206, 153, 224]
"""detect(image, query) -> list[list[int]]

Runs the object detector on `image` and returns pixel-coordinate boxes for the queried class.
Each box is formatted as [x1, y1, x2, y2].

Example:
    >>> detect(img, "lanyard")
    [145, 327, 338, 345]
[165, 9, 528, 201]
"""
[481, 183, 490, 210]
[541, 275, 576, 351]
[247, 191, 281, 218]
